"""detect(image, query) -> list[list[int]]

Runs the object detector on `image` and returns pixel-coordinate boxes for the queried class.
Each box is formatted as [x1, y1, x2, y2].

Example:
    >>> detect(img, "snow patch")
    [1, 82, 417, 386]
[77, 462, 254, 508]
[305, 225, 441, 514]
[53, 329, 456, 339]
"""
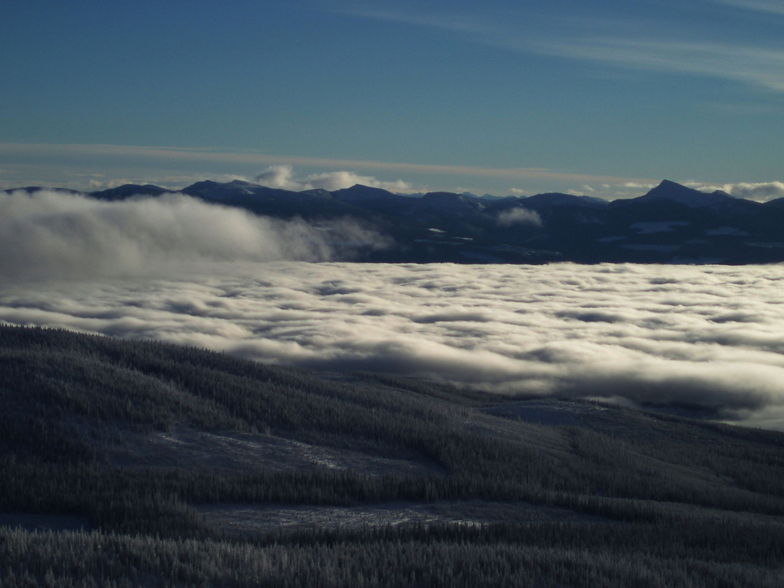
[630, 221, 689, 234]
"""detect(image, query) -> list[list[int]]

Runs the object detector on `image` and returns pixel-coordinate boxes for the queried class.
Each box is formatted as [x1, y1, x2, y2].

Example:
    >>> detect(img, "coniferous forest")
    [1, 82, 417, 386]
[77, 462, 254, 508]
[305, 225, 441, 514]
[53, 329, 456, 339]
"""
[1, 325, 784, 586]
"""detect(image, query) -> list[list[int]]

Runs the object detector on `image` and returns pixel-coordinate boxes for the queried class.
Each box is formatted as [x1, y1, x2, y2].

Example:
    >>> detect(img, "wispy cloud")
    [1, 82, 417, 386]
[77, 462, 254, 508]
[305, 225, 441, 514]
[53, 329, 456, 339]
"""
[0, 142, 648, 186]
[537, 38, 784, 94]
[338, 6, 500, 41]
[340, 5, 784, 94]
[716, 0, 784, 16]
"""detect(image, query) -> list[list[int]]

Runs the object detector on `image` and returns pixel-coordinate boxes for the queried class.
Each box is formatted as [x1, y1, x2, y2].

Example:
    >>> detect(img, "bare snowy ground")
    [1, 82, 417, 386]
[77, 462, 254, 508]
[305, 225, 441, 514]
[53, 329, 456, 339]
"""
[196, 487, 784, 536]
[105, 427, 440, 476]
[197, 500, 597, 534]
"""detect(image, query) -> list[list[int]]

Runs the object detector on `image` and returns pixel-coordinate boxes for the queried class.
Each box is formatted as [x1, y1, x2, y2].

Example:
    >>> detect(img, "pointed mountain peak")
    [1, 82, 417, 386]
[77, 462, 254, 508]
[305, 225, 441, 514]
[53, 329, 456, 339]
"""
[640, 180, 734, 208]
[646, 179, 697, 196]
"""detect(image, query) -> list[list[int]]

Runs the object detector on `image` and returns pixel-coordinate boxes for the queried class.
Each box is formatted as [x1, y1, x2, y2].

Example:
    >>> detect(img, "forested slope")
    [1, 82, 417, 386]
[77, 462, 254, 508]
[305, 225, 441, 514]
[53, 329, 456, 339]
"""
[1, 325, 783, 586]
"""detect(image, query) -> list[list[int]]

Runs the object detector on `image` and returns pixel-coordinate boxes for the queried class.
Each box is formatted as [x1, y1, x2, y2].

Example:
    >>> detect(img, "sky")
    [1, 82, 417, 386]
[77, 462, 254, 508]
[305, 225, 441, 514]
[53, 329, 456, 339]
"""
[1, 0, 783, 196]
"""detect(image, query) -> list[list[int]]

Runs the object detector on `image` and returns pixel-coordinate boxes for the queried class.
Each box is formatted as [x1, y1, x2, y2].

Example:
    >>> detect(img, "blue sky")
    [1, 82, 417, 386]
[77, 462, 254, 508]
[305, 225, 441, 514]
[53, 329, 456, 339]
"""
[2, 0, 783, 197]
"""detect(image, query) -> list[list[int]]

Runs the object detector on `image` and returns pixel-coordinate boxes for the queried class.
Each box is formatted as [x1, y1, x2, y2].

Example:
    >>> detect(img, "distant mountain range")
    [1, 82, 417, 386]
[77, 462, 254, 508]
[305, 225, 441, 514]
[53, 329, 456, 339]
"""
[8, 179, 784, 264]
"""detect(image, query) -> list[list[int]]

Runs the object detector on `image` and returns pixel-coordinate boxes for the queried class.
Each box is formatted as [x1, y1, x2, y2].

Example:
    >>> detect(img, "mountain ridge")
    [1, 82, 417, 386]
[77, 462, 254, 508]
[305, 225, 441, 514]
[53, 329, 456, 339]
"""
[5, 179, 784, 264]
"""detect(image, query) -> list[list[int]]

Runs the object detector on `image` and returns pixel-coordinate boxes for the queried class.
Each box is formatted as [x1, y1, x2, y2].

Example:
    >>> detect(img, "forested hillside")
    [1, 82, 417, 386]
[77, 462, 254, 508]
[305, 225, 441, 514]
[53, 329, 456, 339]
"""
[1, 325, 783, 586]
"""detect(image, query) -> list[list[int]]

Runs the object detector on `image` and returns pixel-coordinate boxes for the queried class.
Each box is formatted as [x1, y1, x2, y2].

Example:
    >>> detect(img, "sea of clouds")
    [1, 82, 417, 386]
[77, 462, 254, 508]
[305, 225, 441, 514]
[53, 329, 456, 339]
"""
[3, 190, 784, 429]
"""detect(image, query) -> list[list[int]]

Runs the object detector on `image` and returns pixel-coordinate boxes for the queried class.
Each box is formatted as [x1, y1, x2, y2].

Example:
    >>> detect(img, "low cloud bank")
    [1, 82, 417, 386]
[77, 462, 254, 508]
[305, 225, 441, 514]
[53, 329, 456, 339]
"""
[496, 207, 542, 227]
[255, 165, 414, 193]
[688, 181, 784, 202]
[4, 262, 784, 429]
[0, 190, 386, 278]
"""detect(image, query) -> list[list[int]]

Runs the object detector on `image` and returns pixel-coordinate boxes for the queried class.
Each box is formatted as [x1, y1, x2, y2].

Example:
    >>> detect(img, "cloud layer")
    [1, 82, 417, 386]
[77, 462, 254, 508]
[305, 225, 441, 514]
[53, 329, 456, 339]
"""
[4, 260, 784, 429]
[0, 190, 385, 278]
[687, 181, 784, 202]
[717, 0, 784, 16]
[255, 165, 414, 193]
[496, 207, 542, 227]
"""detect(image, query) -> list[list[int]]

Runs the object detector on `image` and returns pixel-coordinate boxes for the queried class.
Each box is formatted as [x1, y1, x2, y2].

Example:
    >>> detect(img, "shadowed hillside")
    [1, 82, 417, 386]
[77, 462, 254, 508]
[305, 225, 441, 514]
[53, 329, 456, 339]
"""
[1, 325, 784, 586]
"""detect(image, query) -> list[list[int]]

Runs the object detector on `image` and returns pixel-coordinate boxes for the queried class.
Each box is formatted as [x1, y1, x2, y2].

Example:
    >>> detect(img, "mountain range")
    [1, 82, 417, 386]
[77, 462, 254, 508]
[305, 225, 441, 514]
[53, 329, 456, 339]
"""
[8, 179, 784, 264]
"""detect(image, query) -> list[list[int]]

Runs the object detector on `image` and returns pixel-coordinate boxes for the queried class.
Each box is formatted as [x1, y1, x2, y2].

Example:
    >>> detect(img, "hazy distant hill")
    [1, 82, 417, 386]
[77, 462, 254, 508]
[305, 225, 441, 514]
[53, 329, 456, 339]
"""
[2, 325, 784, 586]
[6, 179, 784, 263]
